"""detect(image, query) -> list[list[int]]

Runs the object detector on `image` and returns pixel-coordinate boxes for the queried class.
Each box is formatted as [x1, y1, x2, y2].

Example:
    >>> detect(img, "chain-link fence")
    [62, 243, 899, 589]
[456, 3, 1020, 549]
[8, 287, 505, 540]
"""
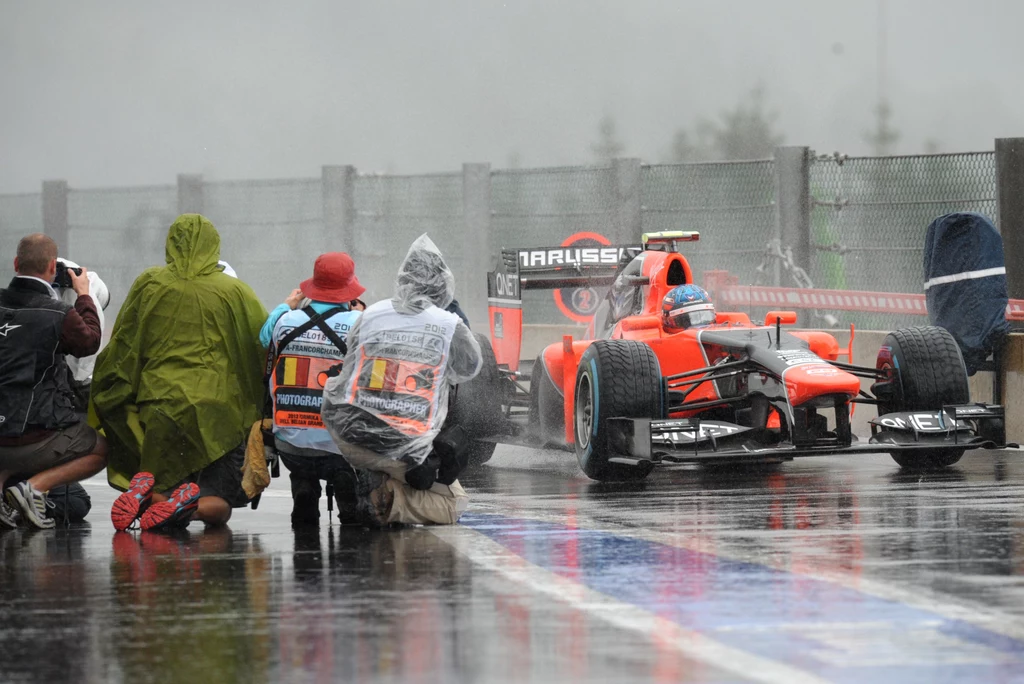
[642, 160, 776, 285]
[3, 147, 1008, 333]
[0, 192, 42, 286]
[352, 172, 464, 305]
[492, 165, 616, 323]
[204, 177, 323, 307]
[810, 151, 996, 329]
[66, 185, 178, 319]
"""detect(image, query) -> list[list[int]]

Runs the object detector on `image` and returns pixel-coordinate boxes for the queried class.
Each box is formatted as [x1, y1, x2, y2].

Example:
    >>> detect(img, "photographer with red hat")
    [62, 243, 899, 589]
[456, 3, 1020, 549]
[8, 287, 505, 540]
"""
[259, 252, 365, 526]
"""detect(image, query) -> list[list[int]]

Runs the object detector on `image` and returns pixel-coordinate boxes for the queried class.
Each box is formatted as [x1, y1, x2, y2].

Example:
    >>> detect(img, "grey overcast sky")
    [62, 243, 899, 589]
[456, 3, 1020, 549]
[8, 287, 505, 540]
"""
[1, 0, 1021, 192]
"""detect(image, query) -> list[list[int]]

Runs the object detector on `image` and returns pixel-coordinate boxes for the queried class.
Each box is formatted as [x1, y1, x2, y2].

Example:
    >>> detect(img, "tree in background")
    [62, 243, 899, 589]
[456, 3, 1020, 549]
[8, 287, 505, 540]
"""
[591, 115, 625, 163]
[667, 129, 704, 163]
[666, 87, 783, 162]
[865, 99, 900, 156]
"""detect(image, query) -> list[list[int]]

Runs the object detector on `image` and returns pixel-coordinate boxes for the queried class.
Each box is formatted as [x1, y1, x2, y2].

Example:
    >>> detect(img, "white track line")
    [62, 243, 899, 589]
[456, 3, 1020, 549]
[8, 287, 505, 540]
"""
[432, 525, 830, 684]
[466, 499, 1024, 643]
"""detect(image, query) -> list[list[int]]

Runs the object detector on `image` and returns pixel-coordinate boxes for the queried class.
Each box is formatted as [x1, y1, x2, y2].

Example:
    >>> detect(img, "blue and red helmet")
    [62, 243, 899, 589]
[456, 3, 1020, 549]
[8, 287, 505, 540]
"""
[662, 284, 715, 330]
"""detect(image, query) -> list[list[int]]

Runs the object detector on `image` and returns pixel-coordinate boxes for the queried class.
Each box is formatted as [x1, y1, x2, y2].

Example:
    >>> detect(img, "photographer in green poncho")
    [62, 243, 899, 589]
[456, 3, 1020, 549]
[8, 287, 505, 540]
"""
[93, 214, 268, 531]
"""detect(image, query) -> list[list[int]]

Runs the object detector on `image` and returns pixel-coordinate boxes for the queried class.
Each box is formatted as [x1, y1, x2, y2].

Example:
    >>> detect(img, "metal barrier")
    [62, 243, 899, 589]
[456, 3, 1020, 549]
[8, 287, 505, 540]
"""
[704, 270, 1024, 322]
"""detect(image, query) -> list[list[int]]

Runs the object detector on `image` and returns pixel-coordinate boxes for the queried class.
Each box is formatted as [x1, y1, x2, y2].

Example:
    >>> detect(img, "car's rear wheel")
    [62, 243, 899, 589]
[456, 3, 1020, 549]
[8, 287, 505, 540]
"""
[528, 352, 565, 446]
[450, 333, 503, 466]
[876, 326, 969, 469]
[574, 340, 662, 481]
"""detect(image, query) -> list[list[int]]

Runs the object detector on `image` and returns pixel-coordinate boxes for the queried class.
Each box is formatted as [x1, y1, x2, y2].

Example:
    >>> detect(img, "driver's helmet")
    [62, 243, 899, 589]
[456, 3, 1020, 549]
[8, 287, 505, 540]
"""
[662, 284, 716, 330]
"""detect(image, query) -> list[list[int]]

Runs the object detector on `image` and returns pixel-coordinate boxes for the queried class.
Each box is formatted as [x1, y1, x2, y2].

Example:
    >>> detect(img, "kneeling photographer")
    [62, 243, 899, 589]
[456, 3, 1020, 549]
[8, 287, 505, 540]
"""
[321, 235, 481, 527]
[0, 234, 108, 529]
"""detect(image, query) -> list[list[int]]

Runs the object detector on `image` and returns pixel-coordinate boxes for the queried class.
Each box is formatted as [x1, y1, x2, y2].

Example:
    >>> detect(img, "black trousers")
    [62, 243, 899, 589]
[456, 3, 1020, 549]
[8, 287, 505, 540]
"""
[279, 452, 356, 523]
[48, 482, 92, 523]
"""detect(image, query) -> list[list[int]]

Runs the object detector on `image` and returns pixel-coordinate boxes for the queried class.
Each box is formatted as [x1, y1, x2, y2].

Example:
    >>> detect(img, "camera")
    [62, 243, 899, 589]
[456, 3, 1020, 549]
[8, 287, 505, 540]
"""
[52, 260, 83, 289]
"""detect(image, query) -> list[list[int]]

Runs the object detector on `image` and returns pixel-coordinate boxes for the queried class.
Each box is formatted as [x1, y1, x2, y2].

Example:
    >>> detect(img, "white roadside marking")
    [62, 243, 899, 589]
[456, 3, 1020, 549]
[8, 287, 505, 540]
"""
[431, 524, 830, 684]
[468, 498, 1024, 642]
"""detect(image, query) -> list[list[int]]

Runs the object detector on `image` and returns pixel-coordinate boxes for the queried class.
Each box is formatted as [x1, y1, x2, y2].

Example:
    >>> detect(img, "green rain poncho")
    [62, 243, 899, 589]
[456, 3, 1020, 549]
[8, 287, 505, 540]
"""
[93, 214, 268, 491]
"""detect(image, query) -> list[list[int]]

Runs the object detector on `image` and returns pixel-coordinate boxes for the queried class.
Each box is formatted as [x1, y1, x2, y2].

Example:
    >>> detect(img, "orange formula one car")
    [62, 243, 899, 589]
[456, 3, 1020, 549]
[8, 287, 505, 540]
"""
[455, 231, 1014, 482]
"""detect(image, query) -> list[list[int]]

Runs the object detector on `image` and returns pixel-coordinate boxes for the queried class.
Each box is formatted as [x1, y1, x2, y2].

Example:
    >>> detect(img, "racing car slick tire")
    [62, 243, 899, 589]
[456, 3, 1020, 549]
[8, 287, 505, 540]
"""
[878, 326, 969, 470]
[574, 340, 662, 482]
[528, 352, 565, 446]
[449, 333, 502, 467]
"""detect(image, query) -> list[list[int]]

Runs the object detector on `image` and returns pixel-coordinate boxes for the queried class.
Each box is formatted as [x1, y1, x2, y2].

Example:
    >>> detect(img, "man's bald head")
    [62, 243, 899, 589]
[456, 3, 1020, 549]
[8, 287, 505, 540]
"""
[15, 233, 58, 277]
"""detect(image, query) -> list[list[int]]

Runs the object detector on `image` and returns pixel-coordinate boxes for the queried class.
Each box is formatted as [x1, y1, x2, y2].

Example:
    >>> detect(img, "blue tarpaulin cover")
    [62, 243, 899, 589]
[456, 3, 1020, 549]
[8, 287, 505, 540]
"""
[924, 212, 1009, 375]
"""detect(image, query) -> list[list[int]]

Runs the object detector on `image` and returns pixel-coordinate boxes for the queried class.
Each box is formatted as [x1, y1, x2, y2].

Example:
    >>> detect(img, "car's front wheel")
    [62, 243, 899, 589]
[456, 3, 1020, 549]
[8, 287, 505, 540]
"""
[574, 340, 662, 481]
[876, 326, 970, 469]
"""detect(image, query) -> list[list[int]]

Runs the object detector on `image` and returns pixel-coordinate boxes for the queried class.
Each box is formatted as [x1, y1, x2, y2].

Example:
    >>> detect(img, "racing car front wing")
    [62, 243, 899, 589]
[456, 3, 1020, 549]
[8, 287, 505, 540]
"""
[604, 404, 1017, 466]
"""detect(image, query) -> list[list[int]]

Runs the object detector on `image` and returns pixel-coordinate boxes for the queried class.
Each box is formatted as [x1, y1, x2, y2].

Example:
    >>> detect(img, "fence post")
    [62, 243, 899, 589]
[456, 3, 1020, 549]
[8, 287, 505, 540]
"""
[996, 138, 1024, 300]
[462, 163, 492, 331]
[774, 147, 811, 274]
[612, 157, 643, 244]
[774, 146, 812, 323]
[41, 180, 69, 255]
[323, 165, 356, 256]
[177, 174, 204, 216]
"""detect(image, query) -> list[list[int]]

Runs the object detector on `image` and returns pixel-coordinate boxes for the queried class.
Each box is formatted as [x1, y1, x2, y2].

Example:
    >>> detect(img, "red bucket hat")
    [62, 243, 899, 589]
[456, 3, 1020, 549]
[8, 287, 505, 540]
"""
[300, 252, 365, 303]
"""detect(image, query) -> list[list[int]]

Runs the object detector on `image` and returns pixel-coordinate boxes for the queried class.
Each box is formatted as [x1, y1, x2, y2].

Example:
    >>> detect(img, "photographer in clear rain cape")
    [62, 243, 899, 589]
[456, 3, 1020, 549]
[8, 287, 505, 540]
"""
[321, 234, 481, 526]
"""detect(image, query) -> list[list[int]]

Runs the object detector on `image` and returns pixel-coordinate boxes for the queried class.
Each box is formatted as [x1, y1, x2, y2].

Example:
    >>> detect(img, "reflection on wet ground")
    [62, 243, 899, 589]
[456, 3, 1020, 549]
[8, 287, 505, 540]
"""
[2, 447, 1024, 682]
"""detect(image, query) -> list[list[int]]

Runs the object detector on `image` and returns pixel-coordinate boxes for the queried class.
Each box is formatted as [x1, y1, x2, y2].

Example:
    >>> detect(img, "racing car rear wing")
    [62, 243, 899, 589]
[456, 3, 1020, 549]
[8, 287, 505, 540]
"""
[487, 245, 641, 370]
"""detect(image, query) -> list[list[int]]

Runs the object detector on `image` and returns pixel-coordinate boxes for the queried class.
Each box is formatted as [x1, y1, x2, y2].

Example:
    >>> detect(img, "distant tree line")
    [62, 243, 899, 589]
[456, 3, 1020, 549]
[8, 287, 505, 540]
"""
[586, 86, 922, 165]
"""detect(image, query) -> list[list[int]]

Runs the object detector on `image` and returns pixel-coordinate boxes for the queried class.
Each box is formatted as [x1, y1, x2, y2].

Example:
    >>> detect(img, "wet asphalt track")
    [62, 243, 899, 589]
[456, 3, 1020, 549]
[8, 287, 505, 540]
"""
[3, 446, 1024, 683]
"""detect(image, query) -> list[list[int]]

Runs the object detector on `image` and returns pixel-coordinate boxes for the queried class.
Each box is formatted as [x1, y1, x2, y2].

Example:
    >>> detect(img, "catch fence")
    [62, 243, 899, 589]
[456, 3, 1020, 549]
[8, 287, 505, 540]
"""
[352, 172, 465, 303]
[0, 144, 1014, 334]
[809, 151, 997, 329]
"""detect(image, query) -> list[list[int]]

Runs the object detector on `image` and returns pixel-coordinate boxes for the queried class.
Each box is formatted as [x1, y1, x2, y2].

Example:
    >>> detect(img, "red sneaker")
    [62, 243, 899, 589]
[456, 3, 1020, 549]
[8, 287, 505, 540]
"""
[139, 483, 200, 531]
[111, 472, 156, 531]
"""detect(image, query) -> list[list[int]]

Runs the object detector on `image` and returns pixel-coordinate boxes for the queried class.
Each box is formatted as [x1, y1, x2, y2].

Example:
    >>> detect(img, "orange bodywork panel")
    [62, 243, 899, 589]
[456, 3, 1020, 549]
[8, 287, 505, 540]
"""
[715, 311, 753, 326]
[790, 331, 841, 361]
[782, 364, 861, 407]
[489, 305, 523, 371]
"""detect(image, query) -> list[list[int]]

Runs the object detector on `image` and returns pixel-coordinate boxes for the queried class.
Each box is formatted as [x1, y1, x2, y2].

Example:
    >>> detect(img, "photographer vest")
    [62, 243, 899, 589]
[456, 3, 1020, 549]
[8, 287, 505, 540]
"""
[342, 300, 458, 437]
[0, 283, 78, 437]
[270, 306, 361, 454]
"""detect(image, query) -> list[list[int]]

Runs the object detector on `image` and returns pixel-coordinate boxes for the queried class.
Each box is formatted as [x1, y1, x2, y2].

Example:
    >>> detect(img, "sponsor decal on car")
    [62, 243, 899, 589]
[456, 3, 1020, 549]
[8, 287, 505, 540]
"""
[518, 246, 629, 269]
[651, 420, 749, 445]
[872, 411, 970, 432]
[802, 365, 841, 376]
[774, 348, 822, 367]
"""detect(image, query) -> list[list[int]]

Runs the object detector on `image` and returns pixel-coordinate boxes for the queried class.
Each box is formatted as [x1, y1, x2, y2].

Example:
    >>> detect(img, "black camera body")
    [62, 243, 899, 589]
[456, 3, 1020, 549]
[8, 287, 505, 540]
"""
[52, 260, 83, 290]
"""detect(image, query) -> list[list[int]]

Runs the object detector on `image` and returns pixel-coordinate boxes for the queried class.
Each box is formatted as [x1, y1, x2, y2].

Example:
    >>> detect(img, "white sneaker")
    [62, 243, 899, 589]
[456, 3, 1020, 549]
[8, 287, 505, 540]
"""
[0, 497, 19, 529]
[5, 482, 55, 530]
